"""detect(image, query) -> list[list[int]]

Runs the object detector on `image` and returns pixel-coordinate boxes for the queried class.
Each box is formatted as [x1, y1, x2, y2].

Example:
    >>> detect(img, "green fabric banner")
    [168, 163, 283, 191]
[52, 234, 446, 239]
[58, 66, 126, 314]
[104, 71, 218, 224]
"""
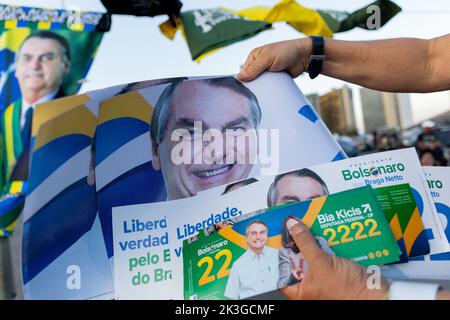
[318, 0, 402, 33]
[180, 8, 271, 61]
[162, 0, 401, 61]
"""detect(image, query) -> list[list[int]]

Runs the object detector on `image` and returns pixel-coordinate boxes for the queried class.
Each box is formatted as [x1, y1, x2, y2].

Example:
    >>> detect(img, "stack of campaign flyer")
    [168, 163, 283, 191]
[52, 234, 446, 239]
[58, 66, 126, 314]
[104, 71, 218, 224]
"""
[178, 148, 450, 300]
[111, 147, 450, 300]
[183, 185, 403, 300]
[20, 71, 450, 300]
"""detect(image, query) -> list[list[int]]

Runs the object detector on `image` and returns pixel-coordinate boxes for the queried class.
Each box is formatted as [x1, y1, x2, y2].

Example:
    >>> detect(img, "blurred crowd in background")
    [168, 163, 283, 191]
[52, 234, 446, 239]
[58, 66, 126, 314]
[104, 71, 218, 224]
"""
[335, 119, 450, 166]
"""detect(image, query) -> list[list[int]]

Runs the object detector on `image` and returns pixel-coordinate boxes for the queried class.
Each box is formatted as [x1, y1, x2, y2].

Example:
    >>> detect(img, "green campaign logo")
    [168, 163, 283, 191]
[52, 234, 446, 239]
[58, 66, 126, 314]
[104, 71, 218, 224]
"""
[342, 163, 405, 181]
[370, 167, 379, 176]
[427, 179, 443, 190]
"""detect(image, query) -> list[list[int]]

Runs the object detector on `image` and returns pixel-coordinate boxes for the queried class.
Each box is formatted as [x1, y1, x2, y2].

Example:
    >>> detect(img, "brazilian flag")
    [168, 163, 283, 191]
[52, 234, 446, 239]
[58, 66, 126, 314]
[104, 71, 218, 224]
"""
[160, 0, 401, 61]
[0, 4, 108, 237]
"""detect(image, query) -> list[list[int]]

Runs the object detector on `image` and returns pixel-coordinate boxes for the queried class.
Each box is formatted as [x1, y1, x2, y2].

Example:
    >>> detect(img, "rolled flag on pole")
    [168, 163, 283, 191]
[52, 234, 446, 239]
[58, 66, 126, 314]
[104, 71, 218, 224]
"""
[0, 193, 24, 237]
[160, 0, 401, 61]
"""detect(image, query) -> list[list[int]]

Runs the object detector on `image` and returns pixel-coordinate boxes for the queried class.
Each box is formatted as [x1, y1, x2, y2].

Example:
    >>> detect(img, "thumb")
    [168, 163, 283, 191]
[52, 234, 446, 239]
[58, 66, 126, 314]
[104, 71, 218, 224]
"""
[237, 48, 272, 82]
[289, 220, 326, 268]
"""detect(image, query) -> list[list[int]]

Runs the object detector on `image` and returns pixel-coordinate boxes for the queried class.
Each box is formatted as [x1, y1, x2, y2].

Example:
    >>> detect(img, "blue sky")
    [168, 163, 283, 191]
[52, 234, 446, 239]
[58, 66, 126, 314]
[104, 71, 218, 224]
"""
[5, 0, 450, 132]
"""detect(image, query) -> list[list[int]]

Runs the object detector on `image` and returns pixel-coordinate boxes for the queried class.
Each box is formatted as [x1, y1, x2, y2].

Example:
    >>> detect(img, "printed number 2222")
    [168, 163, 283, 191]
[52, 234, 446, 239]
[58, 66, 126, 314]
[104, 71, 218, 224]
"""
[323, 219, 381, 246]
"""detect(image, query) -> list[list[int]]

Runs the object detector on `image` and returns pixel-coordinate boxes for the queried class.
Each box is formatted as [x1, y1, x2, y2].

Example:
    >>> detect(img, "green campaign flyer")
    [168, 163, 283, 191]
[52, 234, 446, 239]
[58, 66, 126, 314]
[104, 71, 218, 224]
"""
[183, 185, 400, 300]
[373, 183, 428, 261]
[382, 166, 450, 280]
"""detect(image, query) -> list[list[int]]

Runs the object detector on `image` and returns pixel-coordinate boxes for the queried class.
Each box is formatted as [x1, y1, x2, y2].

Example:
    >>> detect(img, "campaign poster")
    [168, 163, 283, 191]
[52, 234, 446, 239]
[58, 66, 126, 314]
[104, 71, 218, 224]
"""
[97, 72, 345, 283]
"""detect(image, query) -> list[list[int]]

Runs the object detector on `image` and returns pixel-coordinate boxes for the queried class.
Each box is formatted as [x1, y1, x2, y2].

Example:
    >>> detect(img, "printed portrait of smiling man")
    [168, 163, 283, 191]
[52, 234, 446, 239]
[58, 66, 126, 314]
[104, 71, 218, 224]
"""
[224, 220, 279, 300]
[150, 77, 262, 200]
[15, 31, 70, 108]
[267, 168, 330, 208]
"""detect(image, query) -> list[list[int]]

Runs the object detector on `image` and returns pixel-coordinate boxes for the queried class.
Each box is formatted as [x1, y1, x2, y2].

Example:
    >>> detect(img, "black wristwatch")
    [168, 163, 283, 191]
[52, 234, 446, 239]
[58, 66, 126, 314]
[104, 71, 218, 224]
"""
[306, 35, 325, 79]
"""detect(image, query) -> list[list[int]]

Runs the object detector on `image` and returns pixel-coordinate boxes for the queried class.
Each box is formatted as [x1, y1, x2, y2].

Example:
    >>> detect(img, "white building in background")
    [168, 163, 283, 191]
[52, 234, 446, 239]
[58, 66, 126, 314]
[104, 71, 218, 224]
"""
[359, 88, 413, 133]
[409, 91, 450, 126]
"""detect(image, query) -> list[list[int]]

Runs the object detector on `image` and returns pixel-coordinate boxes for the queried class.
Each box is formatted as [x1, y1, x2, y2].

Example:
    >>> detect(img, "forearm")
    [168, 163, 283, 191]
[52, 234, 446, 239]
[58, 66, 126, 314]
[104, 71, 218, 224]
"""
[319, 37, 443, 93]
[437, 289, 450, 300]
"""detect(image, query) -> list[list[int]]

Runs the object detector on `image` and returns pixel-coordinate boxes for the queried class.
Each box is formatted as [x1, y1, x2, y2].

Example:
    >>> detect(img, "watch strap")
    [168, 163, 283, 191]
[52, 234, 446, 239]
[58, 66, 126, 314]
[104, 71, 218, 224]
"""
[307, 36, 325, 79]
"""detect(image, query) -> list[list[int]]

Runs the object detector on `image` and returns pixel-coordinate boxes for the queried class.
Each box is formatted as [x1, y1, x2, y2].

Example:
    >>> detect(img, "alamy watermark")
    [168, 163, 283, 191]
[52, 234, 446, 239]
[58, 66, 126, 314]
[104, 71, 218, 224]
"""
[170, 121, 280, 175]
[366, 5, 381, 30]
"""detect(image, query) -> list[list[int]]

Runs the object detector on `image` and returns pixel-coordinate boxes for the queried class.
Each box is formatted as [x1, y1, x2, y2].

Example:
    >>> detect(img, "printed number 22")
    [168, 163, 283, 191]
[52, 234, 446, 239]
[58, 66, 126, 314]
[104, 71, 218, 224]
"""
[197, 249, 232, 286]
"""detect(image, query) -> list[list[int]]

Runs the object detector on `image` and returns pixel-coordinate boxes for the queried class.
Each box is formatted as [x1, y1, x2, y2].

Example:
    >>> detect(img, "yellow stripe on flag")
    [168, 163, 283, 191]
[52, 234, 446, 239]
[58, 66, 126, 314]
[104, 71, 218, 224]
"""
[219, 227, 248, 250]
[37, 21, 52, 30]
[32, 94, 91, 136]
[403, 208, 425, 256]
[194, 47, 223, 63]
[159, 17, 181, 40]
[0, 28, 30, 53]
[302, 196, 327, 228]
[237, 0, 333, 37]
[4, 103, 16, 167]
[388, 214, 403, 241]
[5, 219, 18, 233]
[266, 235, 282, 249]
[226, 6, 268, 20]
[98, 91, 153, 125]
[69, 23, 84, 32]
[9, 181, 24, 194]
[4, 20, 17, 29]
[34, 105, 96, 151]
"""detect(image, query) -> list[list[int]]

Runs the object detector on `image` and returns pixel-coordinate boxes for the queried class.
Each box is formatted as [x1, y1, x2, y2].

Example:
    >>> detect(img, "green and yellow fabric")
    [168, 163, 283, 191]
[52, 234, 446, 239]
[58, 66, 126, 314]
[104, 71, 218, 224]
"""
[160, 0, 401, 61]
[0, 99, 27, 236]
[2, 100, 25, 187]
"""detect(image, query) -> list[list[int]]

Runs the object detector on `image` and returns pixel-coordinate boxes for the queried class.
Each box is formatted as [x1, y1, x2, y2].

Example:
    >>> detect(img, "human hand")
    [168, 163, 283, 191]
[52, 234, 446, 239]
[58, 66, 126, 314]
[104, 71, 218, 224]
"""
[237, 38, 312, 82]
[289, 254, 305, 281]
[279, 220, 389, 300]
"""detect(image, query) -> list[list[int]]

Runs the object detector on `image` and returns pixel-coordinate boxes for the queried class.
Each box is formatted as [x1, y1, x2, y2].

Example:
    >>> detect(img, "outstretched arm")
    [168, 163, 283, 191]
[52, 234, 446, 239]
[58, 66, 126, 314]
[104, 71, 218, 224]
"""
[238, 34, 450, 93]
